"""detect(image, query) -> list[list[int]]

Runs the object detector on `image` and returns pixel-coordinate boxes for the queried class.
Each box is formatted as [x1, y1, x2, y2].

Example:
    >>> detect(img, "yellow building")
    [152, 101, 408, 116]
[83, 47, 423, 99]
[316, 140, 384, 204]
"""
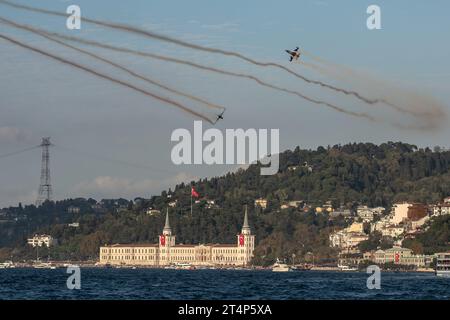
[99, 209, 255, 267]
[254, 198, 268, 209]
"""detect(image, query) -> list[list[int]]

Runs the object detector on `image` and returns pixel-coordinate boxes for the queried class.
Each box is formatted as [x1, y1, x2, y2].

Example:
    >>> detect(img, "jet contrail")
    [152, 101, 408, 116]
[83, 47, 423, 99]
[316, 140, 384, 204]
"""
[0, 20, 375, 121]
[0, 33, 215, 124]
[0, 0, 388, 106]
[0, 17, 225, 112]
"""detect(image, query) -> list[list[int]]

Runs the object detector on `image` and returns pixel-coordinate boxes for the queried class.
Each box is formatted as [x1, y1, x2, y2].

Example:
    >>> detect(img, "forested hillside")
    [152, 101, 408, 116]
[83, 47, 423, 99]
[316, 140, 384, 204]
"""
[1, 142, 449, 264]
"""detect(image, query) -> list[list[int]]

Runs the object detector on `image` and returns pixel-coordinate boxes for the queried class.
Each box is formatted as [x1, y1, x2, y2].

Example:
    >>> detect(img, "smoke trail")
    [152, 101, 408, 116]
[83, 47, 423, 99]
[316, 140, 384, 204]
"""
[0, 18, 225, 112]
[0, 20, 375, 121]
[297, 57, 446, 122]
[0, 33, 215, 124]
[0, 0, 386, 106]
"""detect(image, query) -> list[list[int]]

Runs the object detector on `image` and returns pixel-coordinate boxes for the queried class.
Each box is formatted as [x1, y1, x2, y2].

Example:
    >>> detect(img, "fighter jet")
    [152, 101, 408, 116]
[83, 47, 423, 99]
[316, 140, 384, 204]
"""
[214, 110, 225, 124]
[285, 47, 301, 62]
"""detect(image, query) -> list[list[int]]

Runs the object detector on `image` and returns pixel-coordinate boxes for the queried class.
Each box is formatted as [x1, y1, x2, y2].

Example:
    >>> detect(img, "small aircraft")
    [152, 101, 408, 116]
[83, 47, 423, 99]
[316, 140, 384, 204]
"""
[285, 46, 301, 62]
[214, 110, 225, 124]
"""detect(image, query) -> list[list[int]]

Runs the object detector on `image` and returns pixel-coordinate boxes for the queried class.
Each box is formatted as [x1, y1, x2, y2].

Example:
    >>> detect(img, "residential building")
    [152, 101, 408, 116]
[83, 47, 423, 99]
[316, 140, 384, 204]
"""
[431, 203, 450, 216]
[356, 206, 385, 222]
[168, 200, 178, 208]
[146, 208, 161, 216]
[254, 198, 268, 209]
[67, 206, 80, 214]
[280, 200, 304, 210]
[380, 226, 405, 238]
[329, 208, 352, 218]
[329, 222, 368, 250]
[391, 203, 411, 225]
[27, 234, 57, 247]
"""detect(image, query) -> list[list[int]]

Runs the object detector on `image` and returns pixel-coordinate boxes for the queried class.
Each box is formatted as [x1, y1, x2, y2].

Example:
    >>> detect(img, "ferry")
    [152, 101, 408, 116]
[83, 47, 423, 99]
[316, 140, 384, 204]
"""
[435, 252, 450, 277]
[272, 258, 292, 272]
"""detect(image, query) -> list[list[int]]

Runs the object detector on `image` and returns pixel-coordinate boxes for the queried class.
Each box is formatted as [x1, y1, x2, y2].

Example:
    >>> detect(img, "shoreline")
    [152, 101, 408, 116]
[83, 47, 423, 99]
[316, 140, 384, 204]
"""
[1, 262, 436, 273]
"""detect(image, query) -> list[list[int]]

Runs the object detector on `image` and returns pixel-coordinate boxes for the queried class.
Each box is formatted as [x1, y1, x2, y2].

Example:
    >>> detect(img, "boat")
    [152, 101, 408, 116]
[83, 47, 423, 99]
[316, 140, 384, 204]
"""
[0, 261, 16, 269]
[436, 252, 450, 277]
[272, 258, 292, 272]
[174, 262, 194, 270]
[33, 260, 56, 270]
[338, 264, 358, 271]
[33, 262, 56, 269]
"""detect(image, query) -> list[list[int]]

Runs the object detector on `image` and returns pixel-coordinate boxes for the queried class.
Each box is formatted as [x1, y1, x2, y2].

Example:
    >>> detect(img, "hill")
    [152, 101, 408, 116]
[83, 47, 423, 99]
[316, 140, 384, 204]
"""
[1, 141, 449, 264]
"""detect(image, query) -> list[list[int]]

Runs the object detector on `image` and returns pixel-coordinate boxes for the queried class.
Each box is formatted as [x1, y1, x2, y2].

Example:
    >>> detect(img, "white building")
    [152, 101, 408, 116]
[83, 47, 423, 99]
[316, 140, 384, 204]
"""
[27, 234, 57, 247]
[356, 206, 385, 222]
[99, 209, 255, 267]
[432, 203, 450, 216]
[369, 247, 430, 267]
[146, 208, 161, 216]
[329, 223, 368, 250]
[67, 206, 80, 214]
[380, 226, 405, 238]
[391, 203, 411, 225]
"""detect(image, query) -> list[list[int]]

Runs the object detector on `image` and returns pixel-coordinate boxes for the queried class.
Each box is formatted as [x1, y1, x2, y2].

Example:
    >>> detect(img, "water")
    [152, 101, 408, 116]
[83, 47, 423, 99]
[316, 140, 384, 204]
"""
[0, 268, 448, 300]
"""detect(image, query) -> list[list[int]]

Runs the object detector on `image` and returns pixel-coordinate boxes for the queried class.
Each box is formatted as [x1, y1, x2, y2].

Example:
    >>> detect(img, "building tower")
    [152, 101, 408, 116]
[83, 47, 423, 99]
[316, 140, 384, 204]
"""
[36, 137, 52, 206]
[237, 205, 255, 266]
[159, 209, 175, 265]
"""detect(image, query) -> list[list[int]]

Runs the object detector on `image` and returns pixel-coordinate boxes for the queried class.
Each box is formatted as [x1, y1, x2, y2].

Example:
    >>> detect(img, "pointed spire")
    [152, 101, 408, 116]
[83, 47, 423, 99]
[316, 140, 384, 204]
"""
[163, 208, 171, 234]
[242, 205, 250, 233]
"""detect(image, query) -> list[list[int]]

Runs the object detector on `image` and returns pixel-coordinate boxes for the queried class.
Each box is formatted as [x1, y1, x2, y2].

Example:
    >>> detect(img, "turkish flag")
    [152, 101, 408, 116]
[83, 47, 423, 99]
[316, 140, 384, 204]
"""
[160, 235, 165, 246]
[191, 187, 199, 198]
[394, 252, 400, 263]
[239, 234, 245, 246]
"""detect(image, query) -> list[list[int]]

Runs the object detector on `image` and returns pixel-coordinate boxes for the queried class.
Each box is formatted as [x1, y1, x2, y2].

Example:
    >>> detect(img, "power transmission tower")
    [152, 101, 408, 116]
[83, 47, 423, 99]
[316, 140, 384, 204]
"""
[36, 137, 52, 206]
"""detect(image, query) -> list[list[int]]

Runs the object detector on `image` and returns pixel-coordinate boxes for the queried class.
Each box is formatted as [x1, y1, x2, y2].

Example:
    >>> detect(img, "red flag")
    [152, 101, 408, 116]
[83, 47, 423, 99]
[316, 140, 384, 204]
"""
[394, 252, 400, 263]
[160, 235, 165, 246]
[239, 234, 245, 246]
[191, 187, 199, 198]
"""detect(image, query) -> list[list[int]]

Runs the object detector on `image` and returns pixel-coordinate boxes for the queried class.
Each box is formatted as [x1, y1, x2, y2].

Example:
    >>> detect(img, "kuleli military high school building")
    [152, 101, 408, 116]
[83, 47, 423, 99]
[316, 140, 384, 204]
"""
[99, 209, 255, 267]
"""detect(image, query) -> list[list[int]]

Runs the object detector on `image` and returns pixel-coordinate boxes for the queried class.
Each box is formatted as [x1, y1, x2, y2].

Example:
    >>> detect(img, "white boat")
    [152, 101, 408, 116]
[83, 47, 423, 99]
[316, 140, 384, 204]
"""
[338, 264, 358, 271]
[33, 262, 56, 269]
[174, 262, 195, 270]
[272, 259, 292, 272]
[436, 252, 450, 277]
[0, 261, 16, 269]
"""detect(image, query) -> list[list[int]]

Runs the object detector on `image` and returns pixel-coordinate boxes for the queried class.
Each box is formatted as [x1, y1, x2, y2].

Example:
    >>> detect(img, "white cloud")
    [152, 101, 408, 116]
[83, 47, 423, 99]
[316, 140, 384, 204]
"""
[72, 172, 198, 199]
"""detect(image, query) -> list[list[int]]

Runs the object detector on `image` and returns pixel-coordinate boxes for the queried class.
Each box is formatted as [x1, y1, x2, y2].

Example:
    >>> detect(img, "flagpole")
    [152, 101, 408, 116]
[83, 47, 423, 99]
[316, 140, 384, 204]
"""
[190, 190, 193, 217]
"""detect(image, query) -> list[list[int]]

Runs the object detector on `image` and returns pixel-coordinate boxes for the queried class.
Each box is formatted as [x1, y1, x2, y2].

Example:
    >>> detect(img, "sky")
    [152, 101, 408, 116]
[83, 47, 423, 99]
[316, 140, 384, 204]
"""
[0, 0, 449, 207]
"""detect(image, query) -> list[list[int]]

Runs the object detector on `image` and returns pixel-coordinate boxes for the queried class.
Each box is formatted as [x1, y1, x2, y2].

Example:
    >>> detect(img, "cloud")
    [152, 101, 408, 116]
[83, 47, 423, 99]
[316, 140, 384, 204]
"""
[72, 172, 198, 199]
[0, 126, 32, 143]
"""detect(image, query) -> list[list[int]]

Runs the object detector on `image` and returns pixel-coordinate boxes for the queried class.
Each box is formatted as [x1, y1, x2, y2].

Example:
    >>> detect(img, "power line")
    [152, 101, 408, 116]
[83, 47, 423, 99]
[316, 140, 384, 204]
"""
[0, 145, 40, 159]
